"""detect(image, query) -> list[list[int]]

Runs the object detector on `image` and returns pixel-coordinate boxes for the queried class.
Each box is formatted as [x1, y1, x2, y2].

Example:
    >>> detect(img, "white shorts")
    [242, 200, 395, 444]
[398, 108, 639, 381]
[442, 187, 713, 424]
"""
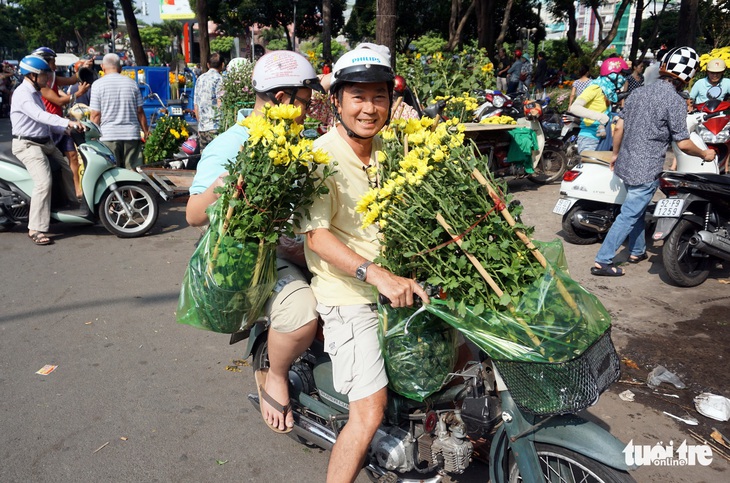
[264, 260, 318, 334]
[317, 303, 388, 402]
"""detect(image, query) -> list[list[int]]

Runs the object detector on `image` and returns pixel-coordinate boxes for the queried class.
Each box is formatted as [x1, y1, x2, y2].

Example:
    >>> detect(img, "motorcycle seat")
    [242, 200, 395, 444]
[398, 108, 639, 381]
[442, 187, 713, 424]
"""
[0, 144, 25, 168]
[580, 150, 613, 164]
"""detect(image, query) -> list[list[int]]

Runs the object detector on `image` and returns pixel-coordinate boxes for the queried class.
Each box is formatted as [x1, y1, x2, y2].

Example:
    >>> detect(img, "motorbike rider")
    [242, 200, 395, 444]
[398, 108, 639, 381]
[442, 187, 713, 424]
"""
[591, 46, 716, 277]
[690, 58, 730, 105]
[569, 56, 629, 153]
[186, 51, 323, 434]
[297, 46, 429, 483]
[10, 55, 84, 246]
[33, 47, 91, 200]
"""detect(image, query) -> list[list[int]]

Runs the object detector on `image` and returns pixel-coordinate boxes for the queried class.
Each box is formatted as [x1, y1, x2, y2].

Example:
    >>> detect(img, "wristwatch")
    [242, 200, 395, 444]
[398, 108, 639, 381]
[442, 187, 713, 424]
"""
[355, 261, 373, 282]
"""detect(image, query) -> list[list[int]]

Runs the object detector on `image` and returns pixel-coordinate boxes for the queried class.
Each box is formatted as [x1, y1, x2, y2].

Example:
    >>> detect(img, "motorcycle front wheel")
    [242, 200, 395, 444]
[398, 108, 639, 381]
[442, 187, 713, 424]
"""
[528, 146, 568, 184]
[508, 443, 635, 483]
[662, 218, 712, 287]
[98, 184, 159, 238]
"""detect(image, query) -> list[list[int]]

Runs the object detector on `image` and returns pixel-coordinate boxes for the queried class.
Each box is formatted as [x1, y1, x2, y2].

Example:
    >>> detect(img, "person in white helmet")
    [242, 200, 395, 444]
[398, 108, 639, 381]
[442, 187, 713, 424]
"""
[186, 51, 323, 434]
[689, 58, 730, 105]
[297, 46, 429, 483]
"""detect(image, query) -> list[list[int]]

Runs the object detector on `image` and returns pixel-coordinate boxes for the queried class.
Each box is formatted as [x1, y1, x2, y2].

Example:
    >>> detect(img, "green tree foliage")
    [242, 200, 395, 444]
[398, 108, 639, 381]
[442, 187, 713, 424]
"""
[210, 36, 236, 55]
[15, 0, 108, 53]
[139, 26, 170, 64]
[0, 4, 25, 59]
[207, 0, 346, 51]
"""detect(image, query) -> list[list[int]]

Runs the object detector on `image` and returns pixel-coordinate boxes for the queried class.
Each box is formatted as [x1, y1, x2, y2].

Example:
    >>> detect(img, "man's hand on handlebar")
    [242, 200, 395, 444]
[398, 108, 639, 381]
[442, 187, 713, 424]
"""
[66, 120, 84, 134]
[367, 264, 430, 308]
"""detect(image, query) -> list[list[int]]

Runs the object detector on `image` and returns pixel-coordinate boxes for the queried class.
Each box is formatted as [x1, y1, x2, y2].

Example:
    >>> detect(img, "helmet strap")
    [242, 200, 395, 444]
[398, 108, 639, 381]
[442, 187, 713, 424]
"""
[28, 73, 43, 91]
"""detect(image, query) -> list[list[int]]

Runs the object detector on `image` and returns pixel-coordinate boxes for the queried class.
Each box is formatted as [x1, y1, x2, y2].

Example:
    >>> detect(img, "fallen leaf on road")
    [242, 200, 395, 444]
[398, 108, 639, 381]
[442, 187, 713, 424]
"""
[231, 359, 249, 367]
[621, 358, 640, 370]
[224, 366, 241, 372]
[216, 459, 228, 465]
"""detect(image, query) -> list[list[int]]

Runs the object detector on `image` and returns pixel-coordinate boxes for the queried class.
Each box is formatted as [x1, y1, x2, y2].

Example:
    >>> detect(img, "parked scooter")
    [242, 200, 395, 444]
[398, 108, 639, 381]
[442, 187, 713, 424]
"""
[232, 290, 634, 482]
[560, 112, 582, 168]
[468, 98, 567, 184]
[0, 119, 160, 237]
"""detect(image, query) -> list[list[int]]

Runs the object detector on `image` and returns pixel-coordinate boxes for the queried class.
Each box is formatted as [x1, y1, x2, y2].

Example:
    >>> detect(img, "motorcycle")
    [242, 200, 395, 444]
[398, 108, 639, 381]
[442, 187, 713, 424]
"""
[232, 291, 635, 483]
[675, 85, 730, 175]
[0, 119, 160, 237]
[560, 112, 582, 168]
[652, 103, 730, 286]
[554, 104, 724, 245]
[468, 97, 568, 185]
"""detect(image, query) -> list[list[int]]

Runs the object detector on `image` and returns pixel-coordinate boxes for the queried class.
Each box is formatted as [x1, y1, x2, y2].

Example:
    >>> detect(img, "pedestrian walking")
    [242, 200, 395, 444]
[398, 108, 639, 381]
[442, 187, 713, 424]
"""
[591, 47, 716, 277]
[89, 53, 149, 170]
[193, 53, 225, 151]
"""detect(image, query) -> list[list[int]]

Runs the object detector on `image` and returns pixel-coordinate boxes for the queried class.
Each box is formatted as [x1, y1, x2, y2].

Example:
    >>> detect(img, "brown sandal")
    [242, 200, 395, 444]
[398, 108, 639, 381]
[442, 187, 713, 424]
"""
[254, 369, 293, 434]
[28, 232, 53, 246]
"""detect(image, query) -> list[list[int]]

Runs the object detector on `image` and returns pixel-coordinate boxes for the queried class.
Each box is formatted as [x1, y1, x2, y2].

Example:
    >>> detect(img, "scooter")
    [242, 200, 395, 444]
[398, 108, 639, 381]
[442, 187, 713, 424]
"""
[675, 85, 730, 174]
[231, 291, 635, 482]
[651, 170, 730, 287]
[0, 120, 160, 237]
[554, 109, 723, 245]
[468, 98, 568, 185]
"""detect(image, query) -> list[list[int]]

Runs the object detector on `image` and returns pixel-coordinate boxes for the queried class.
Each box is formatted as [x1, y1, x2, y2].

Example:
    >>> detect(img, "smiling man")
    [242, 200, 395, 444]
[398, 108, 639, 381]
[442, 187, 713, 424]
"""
[297, 46, 428, 483]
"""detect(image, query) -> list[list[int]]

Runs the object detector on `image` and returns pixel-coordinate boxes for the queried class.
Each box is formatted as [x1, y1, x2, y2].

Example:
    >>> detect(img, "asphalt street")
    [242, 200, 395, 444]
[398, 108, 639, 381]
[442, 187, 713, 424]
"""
[1, 116, 728, 482]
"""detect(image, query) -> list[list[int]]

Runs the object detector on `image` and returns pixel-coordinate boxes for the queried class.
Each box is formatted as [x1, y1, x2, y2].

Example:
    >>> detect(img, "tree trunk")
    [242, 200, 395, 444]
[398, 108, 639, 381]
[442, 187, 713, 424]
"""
[196, 0, 210, 72]
[676, 0, 699, 47]
[493, 0, 515, 52]
[376, 0, 397, 67]
[565, 3, 581, 56]
[589, 0, 631, 63]
[629, 0, 644, 63]
[322, 0, 332, 64]
[446, 0, 476, 51]
[119, 0, 147, 66]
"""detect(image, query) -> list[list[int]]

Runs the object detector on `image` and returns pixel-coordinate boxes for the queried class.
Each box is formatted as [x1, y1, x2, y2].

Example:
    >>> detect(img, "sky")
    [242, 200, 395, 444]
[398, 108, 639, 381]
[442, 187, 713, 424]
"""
[136, 0, 162, 26]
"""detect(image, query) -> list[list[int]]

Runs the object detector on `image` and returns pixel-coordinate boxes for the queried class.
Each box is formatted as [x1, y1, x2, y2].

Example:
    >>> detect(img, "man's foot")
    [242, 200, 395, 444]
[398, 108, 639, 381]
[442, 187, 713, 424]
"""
[591, 262, 624, 277]
[28, 231, 53, 246]
[628, 253, 648, 264]
[254, 369, 293, 433]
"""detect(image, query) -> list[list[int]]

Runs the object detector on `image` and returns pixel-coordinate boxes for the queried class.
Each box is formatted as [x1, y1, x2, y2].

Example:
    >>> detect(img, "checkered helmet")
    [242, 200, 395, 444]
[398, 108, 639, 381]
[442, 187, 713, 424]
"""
[660, 46, 699, 84]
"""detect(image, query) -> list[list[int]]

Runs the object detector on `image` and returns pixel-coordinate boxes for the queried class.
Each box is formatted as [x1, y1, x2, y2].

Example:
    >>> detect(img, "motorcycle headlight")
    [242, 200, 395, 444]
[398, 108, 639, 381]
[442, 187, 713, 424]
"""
[698, 125, 716, 143]
[493, 96, 505, 108]
[716, 126, 730, 143]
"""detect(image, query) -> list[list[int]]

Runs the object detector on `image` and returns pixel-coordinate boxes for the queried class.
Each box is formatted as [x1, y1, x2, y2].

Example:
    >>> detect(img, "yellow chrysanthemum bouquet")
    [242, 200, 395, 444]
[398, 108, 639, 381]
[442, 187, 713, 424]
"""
[177, 104, 333, 333]
[361, 116, 614, 402]
[143, 115, 189, 165]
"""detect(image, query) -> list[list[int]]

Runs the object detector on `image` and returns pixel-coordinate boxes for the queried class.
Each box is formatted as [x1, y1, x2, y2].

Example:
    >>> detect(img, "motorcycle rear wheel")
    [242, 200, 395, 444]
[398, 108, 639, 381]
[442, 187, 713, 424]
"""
[528, 146, 567, 185]
[98, 184, 159, 238]
[662, 219, 712, 287]
[508, 443, 635, 483]
[561, 205, 600, 245]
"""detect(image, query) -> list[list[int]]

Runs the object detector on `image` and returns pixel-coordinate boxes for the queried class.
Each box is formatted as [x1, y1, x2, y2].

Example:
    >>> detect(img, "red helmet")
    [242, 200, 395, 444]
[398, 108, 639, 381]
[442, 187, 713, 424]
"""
[600, 57, 629, 77]
[515, 49, 522, 58]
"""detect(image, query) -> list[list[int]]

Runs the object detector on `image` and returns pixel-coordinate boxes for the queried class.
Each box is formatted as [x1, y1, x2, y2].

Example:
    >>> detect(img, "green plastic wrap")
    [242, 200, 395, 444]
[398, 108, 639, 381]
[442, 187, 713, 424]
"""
[176, 212, 277, 334]
[424, 241, 611, 364]
[378, 304, 458, 402]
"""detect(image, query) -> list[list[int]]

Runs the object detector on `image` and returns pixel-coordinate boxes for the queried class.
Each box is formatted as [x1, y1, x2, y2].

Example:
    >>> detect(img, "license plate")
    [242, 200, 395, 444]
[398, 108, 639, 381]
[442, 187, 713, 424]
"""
[170, 107, 183, 116]
[653, 198, 685, 218]
[553, 198, 573, 215]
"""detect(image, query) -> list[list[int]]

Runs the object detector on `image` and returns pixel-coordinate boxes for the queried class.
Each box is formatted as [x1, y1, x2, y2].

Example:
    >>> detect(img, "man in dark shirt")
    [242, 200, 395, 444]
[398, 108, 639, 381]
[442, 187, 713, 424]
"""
[496, 48, 510, 93]
[592, 46, 716, 277]
[534, 52, 548, 99]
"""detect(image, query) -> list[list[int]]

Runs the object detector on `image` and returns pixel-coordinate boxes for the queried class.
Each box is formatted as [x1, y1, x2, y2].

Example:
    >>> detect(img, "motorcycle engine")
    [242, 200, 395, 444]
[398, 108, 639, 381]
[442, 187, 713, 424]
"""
[417, 413, 473, 474]
[370, 426, 417, 473]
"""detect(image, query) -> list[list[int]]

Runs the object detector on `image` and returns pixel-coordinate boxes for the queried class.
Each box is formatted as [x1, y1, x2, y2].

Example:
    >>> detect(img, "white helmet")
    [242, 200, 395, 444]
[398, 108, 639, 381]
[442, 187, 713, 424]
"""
[227, 57, 250, 73]
[707, 58, 726, 73]
[251, 51, 323, 93]
[330, 47, 394, 94]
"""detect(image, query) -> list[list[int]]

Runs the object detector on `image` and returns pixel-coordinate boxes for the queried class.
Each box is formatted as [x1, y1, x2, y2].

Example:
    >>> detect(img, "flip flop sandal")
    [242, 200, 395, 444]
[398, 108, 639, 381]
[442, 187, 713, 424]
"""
[254, 369, 293, 434]
[628, 253, 649, 264]
[28, 232, 53, 246]
[591, 262, 624, 277]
